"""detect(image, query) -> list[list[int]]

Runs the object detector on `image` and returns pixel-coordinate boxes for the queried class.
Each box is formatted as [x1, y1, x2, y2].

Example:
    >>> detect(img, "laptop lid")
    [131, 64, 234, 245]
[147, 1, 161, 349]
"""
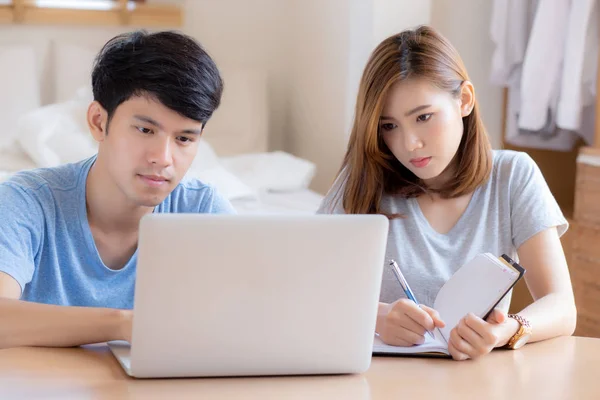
[129, 214, 389, 378]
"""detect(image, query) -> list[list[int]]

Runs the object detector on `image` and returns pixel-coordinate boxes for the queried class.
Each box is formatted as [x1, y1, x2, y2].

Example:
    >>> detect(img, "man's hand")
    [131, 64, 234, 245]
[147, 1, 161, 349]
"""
[119, 310, 133, 343]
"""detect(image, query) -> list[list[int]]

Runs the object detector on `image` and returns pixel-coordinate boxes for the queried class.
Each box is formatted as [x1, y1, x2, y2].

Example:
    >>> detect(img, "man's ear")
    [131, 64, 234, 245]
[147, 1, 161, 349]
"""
[87, 101, 109, 142]
[459, 81, 475, 117]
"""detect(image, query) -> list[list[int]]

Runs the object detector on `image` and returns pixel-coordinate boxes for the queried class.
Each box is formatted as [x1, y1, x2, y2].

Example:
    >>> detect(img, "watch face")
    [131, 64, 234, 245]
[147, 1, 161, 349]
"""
[513, 334, 531, 349]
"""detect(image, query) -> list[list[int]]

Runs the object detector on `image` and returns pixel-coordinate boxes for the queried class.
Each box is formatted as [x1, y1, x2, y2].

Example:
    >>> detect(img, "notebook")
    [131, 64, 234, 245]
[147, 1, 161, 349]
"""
[373, 253, 525, 357]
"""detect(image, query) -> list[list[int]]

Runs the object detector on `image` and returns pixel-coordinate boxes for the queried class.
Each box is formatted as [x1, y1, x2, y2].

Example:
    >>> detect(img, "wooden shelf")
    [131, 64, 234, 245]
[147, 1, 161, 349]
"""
[0, 6, 12, 23]
[0, 0, 182, 27]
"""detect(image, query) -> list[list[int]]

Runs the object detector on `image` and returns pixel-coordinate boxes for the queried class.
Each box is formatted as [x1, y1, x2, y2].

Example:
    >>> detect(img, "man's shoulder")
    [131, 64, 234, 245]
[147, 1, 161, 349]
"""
[167, 177, 234, 214]
[176, 175, 215, 192]
[2, 157, 93, 194]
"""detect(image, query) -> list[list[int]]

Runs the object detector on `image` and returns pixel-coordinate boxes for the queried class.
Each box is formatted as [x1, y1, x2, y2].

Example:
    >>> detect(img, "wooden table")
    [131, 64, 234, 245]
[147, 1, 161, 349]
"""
[1, 336, 598, 399]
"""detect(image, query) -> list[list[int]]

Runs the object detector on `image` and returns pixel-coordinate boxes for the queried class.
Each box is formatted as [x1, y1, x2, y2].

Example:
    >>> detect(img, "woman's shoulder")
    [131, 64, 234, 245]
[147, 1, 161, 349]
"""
[492, 149, 535, 167]
[317, 169, 348, 214]
[491, 149, 539, 183]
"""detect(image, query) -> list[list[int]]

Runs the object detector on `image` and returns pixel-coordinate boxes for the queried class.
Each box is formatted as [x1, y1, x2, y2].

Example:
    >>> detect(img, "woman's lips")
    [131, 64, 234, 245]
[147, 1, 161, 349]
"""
[410, 157, 432, 168]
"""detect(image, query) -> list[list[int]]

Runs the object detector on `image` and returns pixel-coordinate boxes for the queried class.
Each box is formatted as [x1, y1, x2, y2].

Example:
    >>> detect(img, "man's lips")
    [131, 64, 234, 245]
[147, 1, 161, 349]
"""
[140, 175, 168, 181]
[138, 174, 170, 187]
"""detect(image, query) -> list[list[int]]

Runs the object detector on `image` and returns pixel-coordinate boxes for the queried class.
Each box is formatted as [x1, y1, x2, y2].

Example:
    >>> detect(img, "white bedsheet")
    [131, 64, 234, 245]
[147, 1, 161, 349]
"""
[231, 189, 323, 215]
[0, 145, 36, 172]
[0, 147, 324, 215]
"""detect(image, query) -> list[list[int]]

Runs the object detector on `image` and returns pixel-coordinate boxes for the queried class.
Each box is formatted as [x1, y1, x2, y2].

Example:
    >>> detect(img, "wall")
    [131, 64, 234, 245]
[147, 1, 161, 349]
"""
[373, 0, 432, 45]
[430, 0, 503, 149]
[0, 25, 128, 105]
[2, 1, 493, 195]
[182, 0, 289, 152]
[285, 0, 359, 194]
[0, 0, 290, 151]
[286, 0, 432, 194]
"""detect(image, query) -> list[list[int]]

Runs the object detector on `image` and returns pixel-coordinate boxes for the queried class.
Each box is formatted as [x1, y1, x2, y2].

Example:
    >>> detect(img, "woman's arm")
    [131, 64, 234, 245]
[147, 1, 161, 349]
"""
[448, 226, 576, 361]
[496, 226, 577, 345]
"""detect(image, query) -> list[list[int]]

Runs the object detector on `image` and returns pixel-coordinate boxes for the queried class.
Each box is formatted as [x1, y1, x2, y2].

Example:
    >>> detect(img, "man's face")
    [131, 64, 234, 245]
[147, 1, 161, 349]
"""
[92, 95, 203, 207]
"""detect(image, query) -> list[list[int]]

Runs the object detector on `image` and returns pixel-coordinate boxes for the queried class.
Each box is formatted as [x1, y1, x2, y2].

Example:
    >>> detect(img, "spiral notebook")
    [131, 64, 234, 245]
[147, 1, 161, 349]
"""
[372, 253, 525, 357]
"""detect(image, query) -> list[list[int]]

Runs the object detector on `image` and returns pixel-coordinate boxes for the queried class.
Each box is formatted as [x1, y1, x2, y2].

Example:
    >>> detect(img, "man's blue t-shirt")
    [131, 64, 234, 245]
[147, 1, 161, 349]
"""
[0, 156, 235, 309]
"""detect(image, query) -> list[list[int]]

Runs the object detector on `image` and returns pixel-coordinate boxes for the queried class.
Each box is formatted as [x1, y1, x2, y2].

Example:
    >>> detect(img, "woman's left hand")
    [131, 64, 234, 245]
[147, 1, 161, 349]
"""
[447, 309, 515, 361]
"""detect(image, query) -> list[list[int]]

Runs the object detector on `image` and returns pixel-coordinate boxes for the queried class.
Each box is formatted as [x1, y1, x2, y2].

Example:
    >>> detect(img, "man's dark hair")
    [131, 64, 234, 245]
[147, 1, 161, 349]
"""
[91, 30, 223, 128]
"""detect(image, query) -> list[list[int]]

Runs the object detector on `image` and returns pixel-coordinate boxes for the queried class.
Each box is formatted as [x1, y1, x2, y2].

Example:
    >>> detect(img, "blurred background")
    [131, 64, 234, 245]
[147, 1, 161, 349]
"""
[0, 0, 598, 337]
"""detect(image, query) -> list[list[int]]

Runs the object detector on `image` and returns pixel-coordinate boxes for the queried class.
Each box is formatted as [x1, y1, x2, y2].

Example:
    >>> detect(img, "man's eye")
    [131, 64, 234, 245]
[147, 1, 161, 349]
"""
[177, 136, 195, 143]
[137, 127, 153, 134]
[417, 113, 432, 122]
[380, 123, 397, 131]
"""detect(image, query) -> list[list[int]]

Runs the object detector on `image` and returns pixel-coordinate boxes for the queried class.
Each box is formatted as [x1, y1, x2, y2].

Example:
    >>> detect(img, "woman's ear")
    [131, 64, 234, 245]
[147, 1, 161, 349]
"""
[87, 101, 108, 142]
[459, 81, 475, 117]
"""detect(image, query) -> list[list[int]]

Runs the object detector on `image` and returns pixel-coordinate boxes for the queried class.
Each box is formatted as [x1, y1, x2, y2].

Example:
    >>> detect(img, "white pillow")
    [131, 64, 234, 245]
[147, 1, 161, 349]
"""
[186, 139, 256, 201]
[16, 94, 97, 168]
[0, 45, 40, 150]
[190, 139, 222, 171]
[186, 165, 256, 201]
[53, 42, 98, 104]
[221, 151, 316, 192]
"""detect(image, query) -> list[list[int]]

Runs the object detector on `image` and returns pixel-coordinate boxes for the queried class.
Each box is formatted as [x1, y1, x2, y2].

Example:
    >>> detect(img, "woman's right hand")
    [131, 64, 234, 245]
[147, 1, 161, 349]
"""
[376, 299, 446, 346]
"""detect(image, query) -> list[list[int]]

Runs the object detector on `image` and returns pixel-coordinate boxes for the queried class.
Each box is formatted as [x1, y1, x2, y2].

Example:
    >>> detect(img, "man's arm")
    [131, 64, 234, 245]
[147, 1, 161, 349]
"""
[0, 272, 132, 349]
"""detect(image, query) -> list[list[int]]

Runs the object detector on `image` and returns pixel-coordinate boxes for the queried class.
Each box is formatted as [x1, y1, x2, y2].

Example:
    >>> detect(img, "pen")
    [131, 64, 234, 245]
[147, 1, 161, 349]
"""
[388, 259, 435, 340]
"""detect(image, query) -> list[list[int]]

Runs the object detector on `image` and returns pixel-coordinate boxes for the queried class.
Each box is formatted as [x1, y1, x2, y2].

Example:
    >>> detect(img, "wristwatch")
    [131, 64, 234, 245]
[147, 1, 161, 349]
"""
[505, 314, 532, 350]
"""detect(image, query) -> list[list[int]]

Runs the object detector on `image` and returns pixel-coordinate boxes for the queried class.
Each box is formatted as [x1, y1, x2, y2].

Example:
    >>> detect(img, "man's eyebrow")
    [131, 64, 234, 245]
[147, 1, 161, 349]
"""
[134, 115, 164, 130]
[134, 115, 202, 135]
[179, 128, 202, 135]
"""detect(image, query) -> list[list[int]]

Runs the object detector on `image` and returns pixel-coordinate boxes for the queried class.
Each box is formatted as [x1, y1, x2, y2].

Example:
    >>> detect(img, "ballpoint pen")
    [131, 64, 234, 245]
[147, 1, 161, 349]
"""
[388, 259, 435, 340]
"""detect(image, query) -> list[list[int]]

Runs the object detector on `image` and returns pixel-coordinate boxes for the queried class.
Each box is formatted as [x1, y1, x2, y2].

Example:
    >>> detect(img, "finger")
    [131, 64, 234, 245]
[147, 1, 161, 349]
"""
[387, 303, 429, 336]
[399, 316, 429, 337]
[379, 332, 416, 347]
[447, 337, 469, 361]
[402, 303, 436, 331]
[393, 326, 426, 345]
[486, 308, 506, 325]
[457, 319, 489, 354]
[464, 313, 498, 345]
[420, 305, 446, 328]
[450, 327, 479, 359]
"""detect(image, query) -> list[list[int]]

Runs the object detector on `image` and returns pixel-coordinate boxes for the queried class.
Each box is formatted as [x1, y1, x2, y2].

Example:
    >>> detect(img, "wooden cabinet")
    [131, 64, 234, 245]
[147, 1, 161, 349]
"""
[571, 147, 600, 338]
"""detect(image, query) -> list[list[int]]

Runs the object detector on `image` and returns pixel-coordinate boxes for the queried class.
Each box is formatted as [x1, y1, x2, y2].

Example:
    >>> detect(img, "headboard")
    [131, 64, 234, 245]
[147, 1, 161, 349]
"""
[0, 26, 270, 155]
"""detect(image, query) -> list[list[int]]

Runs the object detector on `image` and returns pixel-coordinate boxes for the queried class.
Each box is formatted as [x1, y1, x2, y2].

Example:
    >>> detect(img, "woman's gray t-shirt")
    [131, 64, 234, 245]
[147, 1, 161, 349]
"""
[317, 150, 567, 313]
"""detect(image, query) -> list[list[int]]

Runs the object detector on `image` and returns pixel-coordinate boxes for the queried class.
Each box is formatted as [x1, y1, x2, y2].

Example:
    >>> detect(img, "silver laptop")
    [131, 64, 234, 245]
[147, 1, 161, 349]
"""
[109, 214, 389, 378]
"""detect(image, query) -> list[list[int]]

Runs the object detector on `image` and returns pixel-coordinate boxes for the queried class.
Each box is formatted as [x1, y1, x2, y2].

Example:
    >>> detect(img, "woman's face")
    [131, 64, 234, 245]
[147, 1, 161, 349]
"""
[379, 77, 474, 187]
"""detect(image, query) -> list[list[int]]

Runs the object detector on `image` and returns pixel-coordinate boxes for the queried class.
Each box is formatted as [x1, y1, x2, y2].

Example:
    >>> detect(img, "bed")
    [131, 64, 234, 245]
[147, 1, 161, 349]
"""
[0, 33, 324, 215]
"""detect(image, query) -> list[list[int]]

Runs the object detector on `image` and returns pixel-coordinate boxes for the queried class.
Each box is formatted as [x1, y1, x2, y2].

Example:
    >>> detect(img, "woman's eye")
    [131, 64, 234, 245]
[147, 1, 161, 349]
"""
[380, 123, 397, 131]
[137, 127, 153, 134]
[417, 113, 432, 123]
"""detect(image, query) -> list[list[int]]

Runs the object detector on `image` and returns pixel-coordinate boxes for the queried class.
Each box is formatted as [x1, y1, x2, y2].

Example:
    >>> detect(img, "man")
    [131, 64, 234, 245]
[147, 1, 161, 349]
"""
[0, 31, 234, 348]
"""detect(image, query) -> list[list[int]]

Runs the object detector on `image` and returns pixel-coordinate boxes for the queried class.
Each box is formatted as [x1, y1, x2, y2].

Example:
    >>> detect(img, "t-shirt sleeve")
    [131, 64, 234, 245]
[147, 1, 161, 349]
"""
[0, 184, 43, 293]
[509, 152, 568, 249]
[203, 187, 237, 215]
[316, 171, 347, 215]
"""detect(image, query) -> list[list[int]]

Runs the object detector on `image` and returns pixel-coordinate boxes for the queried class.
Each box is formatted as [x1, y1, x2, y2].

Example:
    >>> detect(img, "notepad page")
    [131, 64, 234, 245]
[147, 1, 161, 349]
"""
[372, 334, 449, 356]
[434, 253, 520, 341]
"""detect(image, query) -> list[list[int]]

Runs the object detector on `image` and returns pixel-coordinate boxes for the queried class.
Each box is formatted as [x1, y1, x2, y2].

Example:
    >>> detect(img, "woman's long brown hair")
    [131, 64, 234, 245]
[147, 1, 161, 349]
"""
[332, 25, 492, 217]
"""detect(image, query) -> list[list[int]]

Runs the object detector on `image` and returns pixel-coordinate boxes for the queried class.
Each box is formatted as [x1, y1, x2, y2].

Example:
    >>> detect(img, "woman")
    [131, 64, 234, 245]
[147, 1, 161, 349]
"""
[318, 26, 576, 361]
